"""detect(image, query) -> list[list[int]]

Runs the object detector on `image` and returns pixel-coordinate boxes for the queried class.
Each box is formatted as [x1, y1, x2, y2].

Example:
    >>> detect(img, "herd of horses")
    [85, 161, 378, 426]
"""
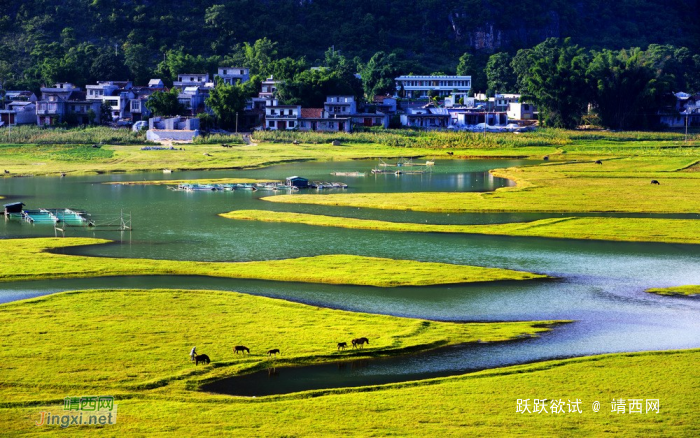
[192, 338, 370, 365]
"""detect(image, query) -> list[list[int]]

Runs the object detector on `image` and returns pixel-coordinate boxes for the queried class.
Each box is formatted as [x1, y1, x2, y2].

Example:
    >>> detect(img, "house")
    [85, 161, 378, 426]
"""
[178, 87, 208, 115]
[265, 104, 300, 130]
[373, 95, 397, 113]
[146, 116, 200, 141]
[148, 79, 165, 88]
[450, 111, 508, 129]
[507, 102, 536, 121]
[444, 93, 474, 108]
[86, 81, 135, 120]
[173, 73, 213, 90]
[4, 91, 37, 102]
[395, 75, 471, 98]
[0, 101, 36, 125]
[215, 67, 249, 85]
[324, 96, 357, 116]
[351, 112, 389, 128]
[285, 176, 309, 188]
[129, 83, 168, 121]
[658, 92, 700, 128]
[298, 108, 352, 132]
[400, 107, 450, 129]
[35, 83, 102, 125]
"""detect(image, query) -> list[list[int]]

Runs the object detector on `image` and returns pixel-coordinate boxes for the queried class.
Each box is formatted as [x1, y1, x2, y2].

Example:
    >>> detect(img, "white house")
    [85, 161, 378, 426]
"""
[507, 102, 536, 120]
[265, 104, 301, 130]
[324, 96, 357, 116]
[395, 75, 471, 98]
[400, 107, 450, 129]
[174, 73, 213, 90]
[215, 67, 249, 85]
[298, 108, 352, 132]
[86, 81, 135, 120]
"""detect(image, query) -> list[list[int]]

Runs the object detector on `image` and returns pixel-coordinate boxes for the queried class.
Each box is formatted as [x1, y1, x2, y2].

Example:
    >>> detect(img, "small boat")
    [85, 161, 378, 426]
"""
[425, 161, 435, 166]
[163, 169, 172, 174]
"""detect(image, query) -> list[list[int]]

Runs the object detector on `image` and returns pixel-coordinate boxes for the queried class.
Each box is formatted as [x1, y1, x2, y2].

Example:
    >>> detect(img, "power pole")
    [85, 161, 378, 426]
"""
[235, 112, 238, 133]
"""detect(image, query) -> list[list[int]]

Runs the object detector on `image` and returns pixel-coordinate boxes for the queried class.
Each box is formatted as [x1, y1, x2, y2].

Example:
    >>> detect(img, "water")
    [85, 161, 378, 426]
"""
[1, 158, 699, 396]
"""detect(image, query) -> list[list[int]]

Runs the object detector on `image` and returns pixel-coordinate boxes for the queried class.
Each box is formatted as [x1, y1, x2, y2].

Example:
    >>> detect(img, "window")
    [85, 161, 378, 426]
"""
[289, 121, 295, 128]
[268, 121, 274, 127]
[223, 70, 227, 74]
[240, 70, 244, 74]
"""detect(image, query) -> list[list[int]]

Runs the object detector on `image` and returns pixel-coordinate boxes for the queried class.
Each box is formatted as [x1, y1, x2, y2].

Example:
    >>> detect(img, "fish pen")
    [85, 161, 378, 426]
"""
[371, 158, 434, 175]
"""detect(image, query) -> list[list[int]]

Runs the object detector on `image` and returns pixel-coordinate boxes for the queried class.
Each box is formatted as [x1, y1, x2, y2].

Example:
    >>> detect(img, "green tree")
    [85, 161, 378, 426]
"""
[359, 51, 398, 100]
[524, 38, 591, 129]
[485, 52, 516, 93]
[124, 43, 152, 85]
[145, 89, 185, 117]
[587, 47, 674, 130]
[90, 51, 128, 81]
[205, 77, 249, 130]
[277, 68, 357, 107]
[456, 52, 487, 94]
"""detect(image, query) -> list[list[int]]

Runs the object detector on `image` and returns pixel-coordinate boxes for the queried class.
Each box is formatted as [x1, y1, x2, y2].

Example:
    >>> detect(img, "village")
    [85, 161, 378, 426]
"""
[1, 68, 698, 142]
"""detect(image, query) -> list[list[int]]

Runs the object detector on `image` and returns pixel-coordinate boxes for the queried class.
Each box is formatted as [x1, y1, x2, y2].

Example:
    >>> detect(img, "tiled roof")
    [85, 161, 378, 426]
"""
[301, 108, 323, 119]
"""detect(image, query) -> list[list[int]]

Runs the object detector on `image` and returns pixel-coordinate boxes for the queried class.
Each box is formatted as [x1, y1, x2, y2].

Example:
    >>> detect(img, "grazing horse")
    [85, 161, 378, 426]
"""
[352, 337, 369, 349]
[194, 354, 210, 365]
[337, 342, 348, 351]
[447, 152, 454, 156]
[234, 345, 250, 354]
[651, 180, 661, 185]
[543, 156, 549, 161]
[267, 349, 280, 357]
[595, 160, 603, 165]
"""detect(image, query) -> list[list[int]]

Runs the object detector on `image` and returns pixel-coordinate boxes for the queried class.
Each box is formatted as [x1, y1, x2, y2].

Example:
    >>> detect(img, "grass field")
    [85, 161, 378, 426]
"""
[264, 156, 700, 213]
[646, 285, 700, 296]
[221, 210, 700, 245]
[0, 238, 547, 286]
[0, 288, 695, 436]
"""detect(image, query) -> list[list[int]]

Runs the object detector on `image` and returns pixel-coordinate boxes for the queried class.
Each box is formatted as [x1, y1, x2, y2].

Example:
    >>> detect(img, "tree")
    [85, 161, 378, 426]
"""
[524, 38, 590, 129]
[277, 68, 358, 108]
[145, 89, 185, 117]
[359, 51, 398, 100]
[511, 39, 560, 94]
[124, 43, 152, 85]
[587, 47, 674, 129]
[485, 52, 516, 94]
[205, 77, 249, 130]
[456, 52, 487, 94]
[90, 51, 128, 81]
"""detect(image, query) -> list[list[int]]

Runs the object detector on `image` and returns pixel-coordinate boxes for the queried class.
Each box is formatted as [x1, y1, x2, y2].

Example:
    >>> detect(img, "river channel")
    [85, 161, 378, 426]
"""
[1, 159, 699, 396]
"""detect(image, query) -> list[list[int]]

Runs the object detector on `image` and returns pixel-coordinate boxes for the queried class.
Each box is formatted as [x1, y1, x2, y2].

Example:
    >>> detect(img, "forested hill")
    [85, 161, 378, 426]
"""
[1, 0, 699, 89]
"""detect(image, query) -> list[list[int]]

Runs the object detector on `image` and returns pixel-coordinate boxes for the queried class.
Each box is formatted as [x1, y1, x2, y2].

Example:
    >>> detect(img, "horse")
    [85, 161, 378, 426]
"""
[447, 152, 454, 156]
[543, 156, 549, 161]
[194, 354, 210, 365]
[337, 342, 348, 351]
[352, 337, 369, 349]
[234, 345, 250, 354]
[267, 349, 280, 357]
[651, 180, 661, 185]
[595, 160, 603, 165]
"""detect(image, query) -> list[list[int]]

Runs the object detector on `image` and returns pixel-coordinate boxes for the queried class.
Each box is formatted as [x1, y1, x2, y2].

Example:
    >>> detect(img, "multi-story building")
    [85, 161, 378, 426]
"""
[395, 75, 471, 98]
[173, 73, 213, 90]
[324, 96, 357, 117]
[265, 104, 301, 130]
[86, 81, 135, 120]
[215, 67, 249, 85]
[35, 83, 102, 125]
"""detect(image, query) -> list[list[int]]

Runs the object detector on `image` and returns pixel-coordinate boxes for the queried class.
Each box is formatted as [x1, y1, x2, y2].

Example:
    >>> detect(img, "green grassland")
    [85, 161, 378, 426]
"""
[646, 285, 700, 296]
[2, 128, 698, 177]
[221, 210, 700, 245]
[0, 238, 547, 286]
[264, 156, 700, 213]
[0, 289, 560, 405]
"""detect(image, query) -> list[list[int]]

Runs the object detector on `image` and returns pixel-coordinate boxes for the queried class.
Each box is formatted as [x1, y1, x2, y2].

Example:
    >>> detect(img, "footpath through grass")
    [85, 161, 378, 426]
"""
[222, 210, 700, 245]
[646, 285, 700, 296]
[264, 156, 700, 213]
[0, 288, 559, 404]
[0, 238, 547, 286]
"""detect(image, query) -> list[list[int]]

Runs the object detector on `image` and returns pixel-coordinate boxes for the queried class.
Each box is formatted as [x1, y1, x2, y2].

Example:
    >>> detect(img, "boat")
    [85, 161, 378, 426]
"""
[163, 169, 172, 174]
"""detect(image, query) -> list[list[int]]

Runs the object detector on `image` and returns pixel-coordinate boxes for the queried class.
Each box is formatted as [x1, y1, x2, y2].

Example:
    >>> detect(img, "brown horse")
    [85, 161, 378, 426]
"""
[337, 342, 348, 351]
[351, 337, 369, 349]
[194, 354, 210, 365]
[267, 349, 280, 357]
[234, 345, 250, 354]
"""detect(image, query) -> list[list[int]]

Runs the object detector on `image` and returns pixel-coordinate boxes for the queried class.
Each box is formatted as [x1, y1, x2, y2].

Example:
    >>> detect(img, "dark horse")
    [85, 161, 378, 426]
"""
[234, 345, 250, 354]
[352, 337, 369, 349]
[651, 180, 661, 185]
[267, 349, 280, 357]
[337, 342, 348, 351]
[194, 354, 210, 365]
[595, 160, 603, 165]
